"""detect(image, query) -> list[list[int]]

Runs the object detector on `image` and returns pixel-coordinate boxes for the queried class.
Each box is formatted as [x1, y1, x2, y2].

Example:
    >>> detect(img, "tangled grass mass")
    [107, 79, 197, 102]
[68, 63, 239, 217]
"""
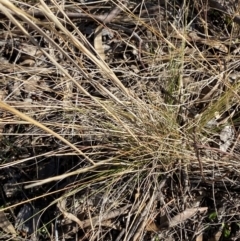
[1, 0, 240, 240]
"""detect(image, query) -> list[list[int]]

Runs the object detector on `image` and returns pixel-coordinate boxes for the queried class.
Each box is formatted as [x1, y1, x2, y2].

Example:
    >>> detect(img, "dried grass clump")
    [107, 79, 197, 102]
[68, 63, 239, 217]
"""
[1, 0, 240, 240]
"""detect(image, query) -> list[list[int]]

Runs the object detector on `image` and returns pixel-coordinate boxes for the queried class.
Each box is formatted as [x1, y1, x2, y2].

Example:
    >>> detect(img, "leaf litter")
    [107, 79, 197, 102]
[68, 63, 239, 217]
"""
[1, 0, 240, 240]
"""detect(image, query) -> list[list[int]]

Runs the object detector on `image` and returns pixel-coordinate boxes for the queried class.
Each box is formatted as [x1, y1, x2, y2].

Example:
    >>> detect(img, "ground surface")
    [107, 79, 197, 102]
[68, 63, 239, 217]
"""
[1, 0, 240, 240]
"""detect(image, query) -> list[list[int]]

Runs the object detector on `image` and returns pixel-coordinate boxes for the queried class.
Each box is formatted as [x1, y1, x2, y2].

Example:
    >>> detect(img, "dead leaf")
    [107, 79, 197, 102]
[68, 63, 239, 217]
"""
[188, 32, 228, 53]
[145, 221, 159, 232]
[20, 59, 35, 66]
[220, 125, 234, 152]
[20, 44, 38, 56]
[94, 26, 106, 60]
[15, 204, 39, 236]
[0, 211, 16, 236]
[164, 207, 208, 228]
[200, 39, 228, 53]
[208, 230, 222, 241]
[57, 198, 84, 230]
[196, 233, 203, 241]
[0, 90, 6, 101]
[24, 76, 41, 93]
[3, 181, 21, 198]
[11, 81, 22, 97]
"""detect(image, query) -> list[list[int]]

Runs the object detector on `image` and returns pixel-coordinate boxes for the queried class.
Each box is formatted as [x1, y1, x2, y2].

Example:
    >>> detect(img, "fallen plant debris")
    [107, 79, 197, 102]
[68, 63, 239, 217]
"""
[1, 0, 240, 240]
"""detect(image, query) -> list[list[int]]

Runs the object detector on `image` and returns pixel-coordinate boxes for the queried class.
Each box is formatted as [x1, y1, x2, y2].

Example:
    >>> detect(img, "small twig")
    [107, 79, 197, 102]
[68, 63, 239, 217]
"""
[192, 129, 206, 182]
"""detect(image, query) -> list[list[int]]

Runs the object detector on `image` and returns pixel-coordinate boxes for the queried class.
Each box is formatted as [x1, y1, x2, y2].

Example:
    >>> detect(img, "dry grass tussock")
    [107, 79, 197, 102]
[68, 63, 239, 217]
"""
[1, 0, 240, 240]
